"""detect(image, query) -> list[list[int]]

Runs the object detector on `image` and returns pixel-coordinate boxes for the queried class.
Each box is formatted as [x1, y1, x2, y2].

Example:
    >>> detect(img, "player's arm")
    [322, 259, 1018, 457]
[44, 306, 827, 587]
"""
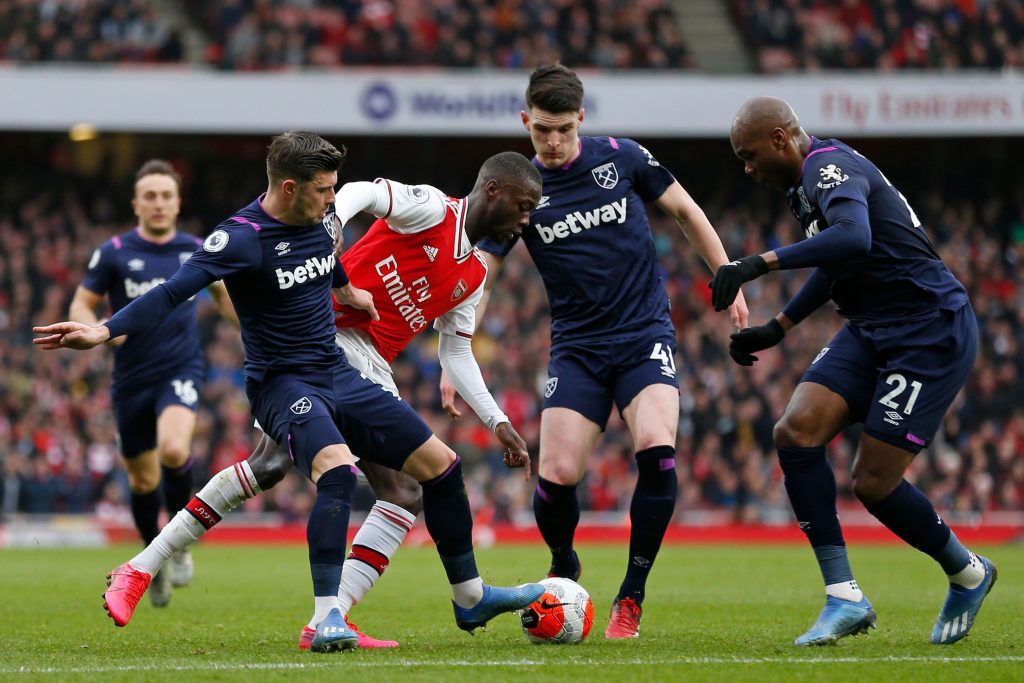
[655, 181, 748, 328]
[436, 285, 530, 478]
[439, 250, 504, 418]
[335, 179, 444, 235]
[35, 262, 217, 350]
[206, 280, 240, 329]
[728, 268, 832, 367]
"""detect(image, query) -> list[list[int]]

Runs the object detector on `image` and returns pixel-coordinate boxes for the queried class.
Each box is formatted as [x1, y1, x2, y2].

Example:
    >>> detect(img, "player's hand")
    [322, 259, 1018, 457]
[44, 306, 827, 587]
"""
[334, 283, 379, 321]
[97, 318, 125, 346]
[729, 319, 785, 366]
[709, 255, 768, 311]
[439, 370, 461, 419]
[495, 422, 531, 480]
[32, 321, 110, 350]
[728, 289, 750, 330]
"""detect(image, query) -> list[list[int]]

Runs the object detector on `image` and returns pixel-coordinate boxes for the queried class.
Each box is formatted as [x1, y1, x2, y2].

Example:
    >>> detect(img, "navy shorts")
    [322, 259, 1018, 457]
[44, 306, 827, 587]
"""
[247, 361, 433, 479]
[543, 330, 680, 429]
[112, 361, 205, 459]
[801, 304, 978, 453]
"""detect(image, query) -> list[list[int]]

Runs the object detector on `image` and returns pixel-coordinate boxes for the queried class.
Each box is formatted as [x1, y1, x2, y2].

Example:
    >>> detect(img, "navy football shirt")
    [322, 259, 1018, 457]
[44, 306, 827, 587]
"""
[81, 229, 202, 387]
[785, 138, 967, 325]
[479, 136, 676, 344]
[105, 195, 348, 382]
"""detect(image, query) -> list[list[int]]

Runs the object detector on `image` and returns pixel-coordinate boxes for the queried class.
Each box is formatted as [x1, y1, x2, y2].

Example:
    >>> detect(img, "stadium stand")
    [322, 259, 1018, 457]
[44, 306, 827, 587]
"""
[1, 138, 1021, 526]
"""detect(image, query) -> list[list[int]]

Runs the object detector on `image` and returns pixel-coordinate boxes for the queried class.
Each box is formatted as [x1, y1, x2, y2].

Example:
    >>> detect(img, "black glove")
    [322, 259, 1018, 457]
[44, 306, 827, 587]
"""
[729, 319, 785, 366]
[709, 254, 768, 311]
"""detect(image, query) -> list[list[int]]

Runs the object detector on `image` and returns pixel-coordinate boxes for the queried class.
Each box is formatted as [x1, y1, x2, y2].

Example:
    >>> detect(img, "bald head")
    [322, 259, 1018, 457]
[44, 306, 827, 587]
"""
[731, 97, 801, 139]
[730, 97, 810, 192]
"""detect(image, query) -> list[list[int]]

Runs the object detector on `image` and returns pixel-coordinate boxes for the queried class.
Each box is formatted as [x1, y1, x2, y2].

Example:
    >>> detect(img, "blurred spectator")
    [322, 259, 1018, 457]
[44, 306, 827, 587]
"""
[733, 0, 1024, 73]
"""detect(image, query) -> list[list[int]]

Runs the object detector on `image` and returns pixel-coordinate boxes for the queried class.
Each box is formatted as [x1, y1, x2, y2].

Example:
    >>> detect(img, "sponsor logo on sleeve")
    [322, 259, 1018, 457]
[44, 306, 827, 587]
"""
[591, 162, 619, 189]
[817, 164, 849, 190]
[409, 186, 430, 204]
[638, 144, 661, 167]
[203, 230, 229, 253]
[88, 248, 100, 269]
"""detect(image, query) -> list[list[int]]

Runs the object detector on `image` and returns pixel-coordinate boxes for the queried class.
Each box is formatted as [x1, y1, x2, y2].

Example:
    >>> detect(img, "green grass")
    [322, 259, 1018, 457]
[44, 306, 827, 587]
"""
[0, 543, 1021, 682]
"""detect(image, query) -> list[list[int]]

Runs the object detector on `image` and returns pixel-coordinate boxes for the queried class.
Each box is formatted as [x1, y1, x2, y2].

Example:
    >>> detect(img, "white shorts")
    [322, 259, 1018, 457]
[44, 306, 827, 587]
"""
[334, 328, 399, 398]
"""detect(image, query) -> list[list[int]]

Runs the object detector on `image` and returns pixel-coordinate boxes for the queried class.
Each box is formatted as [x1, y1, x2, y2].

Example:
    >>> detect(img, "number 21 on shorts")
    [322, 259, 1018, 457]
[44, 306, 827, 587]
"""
[878, 373, 922, 415]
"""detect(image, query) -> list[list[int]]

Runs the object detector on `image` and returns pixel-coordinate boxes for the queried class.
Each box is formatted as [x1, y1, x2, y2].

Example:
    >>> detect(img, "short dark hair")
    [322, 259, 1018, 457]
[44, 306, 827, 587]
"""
[525, 63, 584, 114]
[135, 159, 181, 191]
[480, 151, 542, 188]
[266, 131, 347, 185]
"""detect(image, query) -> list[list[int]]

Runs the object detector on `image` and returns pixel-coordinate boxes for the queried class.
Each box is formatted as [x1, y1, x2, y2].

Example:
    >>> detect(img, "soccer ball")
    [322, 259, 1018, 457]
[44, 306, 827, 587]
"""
[520, 577, 594, 644]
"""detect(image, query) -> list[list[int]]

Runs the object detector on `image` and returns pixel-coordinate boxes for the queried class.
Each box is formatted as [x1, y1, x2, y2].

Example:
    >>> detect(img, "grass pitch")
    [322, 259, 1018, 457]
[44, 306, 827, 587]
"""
[0, 542, 1021, 682]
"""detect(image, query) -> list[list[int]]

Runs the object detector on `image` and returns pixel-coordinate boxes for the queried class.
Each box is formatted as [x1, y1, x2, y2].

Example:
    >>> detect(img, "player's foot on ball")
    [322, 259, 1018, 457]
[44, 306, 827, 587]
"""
[149, 567, 172, 608]
[454, 583, 545, 634]
[794, 595, 876, 646]
[931, 555, 997, 645]
[604, 597, 642, 639]
[310, 608, 359, 653]
[103, 562, 152, 627]
[547, 550, 582, 582]
[298, 616, 399, 649]
[167, 549, 194, 588]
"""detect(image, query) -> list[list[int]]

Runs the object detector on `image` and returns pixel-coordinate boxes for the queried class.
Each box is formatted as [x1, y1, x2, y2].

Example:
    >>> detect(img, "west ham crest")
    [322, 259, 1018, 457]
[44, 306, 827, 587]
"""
[591, 162, 619, 189]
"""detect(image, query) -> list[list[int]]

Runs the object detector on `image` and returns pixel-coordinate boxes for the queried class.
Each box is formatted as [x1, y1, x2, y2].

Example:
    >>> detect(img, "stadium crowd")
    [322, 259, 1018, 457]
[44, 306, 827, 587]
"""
[1, 147, 1021, 527]
[735, 0, 1024, 73]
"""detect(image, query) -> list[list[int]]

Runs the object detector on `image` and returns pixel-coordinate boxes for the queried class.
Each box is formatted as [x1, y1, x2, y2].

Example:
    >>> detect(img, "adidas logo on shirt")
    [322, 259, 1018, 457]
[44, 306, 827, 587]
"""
[423, 245, 438, 262]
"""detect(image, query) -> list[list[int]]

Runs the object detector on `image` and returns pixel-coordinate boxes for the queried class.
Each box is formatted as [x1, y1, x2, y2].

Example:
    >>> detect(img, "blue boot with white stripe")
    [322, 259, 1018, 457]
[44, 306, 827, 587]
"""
[931, 555, 997, 645]
[794, 595, 876, 646]
[311, 608, 359, 653]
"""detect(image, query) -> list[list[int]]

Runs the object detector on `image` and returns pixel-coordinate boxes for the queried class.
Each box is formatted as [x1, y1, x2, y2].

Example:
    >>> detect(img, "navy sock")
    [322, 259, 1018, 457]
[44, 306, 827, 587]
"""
[421, 458, 478, 584]
[130, 488, 162, 546]
[617, 446, 677, 604]
[533, 476, 580, 574]
[778, 446, 852, 586]
[862, 479, 964, 573]
[161, 457, 194, 517]
[308, 465, 357, 597]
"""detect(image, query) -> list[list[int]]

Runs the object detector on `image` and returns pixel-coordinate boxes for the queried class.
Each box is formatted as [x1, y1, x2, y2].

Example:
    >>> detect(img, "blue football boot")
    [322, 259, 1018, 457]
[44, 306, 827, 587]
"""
[931, 555, 997, 645]
[794, 595, 877, 646]
[310, 607, 359, 653]
[453, 583, 545, 633]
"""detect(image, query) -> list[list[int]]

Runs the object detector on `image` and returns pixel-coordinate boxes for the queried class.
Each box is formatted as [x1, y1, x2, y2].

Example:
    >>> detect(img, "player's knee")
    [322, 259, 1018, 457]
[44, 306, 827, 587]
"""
[538, 461, 580, 486]
[851, 468, 896, 505]
[127, 469, 160, 494]
[378, 477, 423, 517]
[773, 413, 819, 448]
[156, 439, 190, 468]
[248, 439, 291, 490]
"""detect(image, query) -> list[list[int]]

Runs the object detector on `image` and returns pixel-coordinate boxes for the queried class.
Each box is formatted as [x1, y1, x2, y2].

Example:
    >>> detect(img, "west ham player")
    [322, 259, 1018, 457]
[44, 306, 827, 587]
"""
[110, 152, 543, 649]
[35, 132, 544, 652]
[69, 160, 236, 608]
[711, 97, 996, 645]
[454, 64, 749, 639]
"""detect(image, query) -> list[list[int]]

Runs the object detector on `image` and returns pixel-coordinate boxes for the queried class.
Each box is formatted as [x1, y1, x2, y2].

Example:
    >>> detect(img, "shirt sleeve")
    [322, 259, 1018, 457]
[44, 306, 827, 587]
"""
[105, 262, 216, 339]
[618, 138, 676, 203]
[781, 268, 833, 324]
[79, 241, 117, 295]
[437, 332, 508, 431]
[334, 181, 391, 228]
[774, 198, 871, 270]
[476, 233, 519, 258]
[184, 223, 262, 280]
[372, 179, 447, 234]
[805, 149, 871, 215]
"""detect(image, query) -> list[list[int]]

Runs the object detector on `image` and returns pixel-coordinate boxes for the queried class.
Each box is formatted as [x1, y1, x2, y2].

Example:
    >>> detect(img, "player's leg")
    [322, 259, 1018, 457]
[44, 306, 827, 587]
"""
[535, 408, 601, 580]
[608, 383, 679, 639]
[153, 400, 198, 588]
[535, 347, 610, 581]
[332, 461, 417, 647]
[853, 306, 994, 645]
[104, 435, 283, 627]
[778, 327, 877, 645]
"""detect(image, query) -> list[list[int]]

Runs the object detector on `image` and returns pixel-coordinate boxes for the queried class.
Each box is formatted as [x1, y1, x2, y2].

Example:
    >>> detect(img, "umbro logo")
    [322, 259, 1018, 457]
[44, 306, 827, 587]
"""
[536, 195, 550, 209]
[275, 242, 291, 256]
[423, 245, 438, 262]
[127, 258, 145, 272]
[885, 411, 903, 422]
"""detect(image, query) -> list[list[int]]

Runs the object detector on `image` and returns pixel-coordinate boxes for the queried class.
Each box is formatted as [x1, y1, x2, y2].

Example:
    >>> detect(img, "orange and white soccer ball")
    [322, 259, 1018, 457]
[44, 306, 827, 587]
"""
[520, 577, 594, 644]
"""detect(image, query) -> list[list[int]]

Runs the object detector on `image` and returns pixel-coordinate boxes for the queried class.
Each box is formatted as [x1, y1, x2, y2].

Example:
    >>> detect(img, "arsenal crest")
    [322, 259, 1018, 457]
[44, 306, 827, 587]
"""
[591, 162, 619, 189]
[450, 278, 468, 301]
